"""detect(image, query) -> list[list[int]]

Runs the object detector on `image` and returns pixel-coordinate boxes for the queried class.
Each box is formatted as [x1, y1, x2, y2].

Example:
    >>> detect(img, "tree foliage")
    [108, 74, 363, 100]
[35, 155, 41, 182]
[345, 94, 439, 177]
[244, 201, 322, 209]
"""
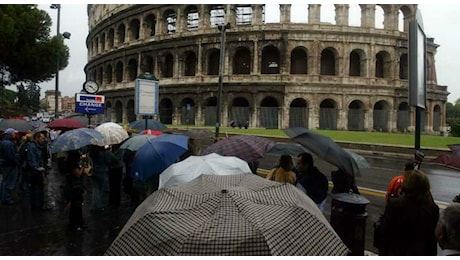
[446, 101, 460, 137]
[0, 4, 69, 84]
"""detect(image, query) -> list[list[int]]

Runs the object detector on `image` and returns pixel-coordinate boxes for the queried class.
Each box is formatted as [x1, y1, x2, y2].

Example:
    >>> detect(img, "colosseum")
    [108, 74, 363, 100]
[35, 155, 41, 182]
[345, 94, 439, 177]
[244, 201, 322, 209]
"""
[85, 4, 449, 133]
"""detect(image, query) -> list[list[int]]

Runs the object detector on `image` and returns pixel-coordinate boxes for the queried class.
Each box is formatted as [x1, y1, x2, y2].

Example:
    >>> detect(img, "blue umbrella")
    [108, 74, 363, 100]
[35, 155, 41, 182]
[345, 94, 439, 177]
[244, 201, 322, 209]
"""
[50, 128, 105, 154]
[130, 134, 189, 181]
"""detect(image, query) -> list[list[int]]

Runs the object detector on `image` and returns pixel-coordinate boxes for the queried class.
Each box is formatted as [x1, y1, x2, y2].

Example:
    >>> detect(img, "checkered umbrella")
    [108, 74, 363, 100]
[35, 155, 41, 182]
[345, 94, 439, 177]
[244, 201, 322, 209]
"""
[105, 174, 349, 256]
[201, 135, 276, 162]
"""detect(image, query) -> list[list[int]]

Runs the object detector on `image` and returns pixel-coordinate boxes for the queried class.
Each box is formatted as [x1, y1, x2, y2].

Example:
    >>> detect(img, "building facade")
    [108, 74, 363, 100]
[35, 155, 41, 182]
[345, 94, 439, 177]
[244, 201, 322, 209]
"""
[85, 4, 449, 133]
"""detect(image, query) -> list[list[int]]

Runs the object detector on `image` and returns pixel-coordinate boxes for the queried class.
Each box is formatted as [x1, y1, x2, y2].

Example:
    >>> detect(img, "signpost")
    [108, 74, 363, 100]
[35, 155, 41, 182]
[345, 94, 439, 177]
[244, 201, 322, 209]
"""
[135, 73, 159, 130]
[75, 93, 105, 127]
[409, 9, 426, 169]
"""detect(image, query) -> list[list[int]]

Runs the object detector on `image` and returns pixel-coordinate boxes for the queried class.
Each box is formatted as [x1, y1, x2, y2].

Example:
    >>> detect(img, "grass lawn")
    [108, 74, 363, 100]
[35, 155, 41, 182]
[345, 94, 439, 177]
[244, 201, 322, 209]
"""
[167, 125, 460, 150]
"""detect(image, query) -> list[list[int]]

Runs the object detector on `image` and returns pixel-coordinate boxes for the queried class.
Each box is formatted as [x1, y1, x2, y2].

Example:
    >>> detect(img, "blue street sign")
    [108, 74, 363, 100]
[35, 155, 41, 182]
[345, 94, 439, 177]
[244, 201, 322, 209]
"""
[75, 93, 105, 115]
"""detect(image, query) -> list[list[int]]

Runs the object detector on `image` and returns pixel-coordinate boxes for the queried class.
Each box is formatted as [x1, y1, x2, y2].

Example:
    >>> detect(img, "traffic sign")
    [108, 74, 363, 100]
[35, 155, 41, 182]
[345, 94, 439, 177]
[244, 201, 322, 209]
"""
[75, 93, 105, 114]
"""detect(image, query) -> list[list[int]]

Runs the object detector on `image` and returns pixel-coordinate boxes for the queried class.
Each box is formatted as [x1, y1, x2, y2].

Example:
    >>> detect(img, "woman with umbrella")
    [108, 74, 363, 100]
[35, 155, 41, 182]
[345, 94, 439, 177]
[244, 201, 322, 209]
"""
[265, 154, 296, 185]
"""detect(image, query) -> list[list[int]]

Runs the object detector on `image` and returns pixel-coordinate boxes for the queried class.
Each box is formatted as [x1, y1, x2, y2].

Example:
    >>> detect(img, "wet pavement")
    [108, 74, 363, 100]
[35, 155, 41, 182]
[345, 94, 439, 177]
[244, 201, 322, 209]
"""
[0, 161, 134, 256]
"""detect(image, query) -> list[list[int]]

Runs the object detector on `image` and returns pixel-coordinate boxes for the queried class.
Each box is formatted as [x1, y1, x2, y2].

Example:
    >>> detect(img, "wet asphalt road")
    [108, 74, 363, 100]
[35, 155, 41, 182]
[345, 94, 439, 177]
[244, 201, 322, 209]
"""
[0, 160, 134, 256]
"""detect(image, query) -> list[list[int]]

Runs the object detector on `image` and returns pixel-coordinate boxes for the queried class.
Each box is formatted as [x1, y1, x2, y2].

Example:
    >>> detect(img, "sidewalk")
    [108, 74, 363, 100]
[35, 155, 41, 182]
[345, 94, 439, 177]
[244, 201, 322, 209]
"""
[0, 161, 134, 256]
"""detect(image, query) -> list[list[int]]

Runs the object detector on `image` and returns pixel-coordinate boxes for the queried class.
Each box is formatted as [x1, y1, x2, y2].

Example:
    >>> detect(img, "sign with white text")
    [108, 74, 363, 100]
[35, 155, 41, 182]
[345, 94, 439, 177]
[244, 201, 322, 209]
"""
[75, 93, 105, 114]
[135, 78, 159, 116]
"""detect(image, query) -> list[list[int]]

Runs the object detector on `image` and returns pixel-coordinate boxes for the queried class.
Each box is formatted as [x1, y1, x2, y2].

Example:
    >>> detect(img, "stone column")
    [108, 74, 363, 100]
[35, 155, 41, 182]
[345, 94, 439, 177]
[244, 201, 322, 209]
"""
[384, 5, 398, 31]
[335, 4, 349, 26]
[200, 5, 209, 29]
[175, 6, 184, 33]
[308, 4, 321, 24]
[253, 4, 263, 25]
[226, 5, 236, 28]
[360, 4, 375, 28]
[280, 4, 291, 24]
[253, 41, 259, 75]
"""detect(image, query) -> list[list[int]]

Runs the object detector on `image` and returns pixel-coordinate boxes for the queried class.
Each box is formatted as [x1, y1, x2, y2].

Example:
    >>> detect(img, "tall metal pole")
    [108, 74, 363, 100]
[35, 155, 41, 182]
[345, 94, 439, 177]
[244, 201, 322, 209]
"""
[52, 4, 61, 116]
[215, 23, 230, 139]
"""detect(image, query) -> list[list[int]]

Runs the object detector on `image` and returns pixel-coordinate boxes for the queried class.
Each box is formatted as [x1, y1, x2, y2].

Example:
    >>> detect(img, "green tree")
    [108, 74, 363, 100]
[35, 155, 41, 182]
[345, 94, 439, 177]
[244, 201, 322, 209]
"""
[0, 5, 69, 115]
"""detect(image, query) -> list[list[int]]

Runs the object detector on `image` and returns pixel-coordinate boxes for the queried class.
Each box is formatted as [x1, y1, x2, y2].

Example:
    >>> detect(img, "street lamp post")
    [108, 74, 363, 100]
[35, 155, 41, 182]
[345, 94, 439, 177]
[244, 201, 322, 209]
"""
[215, 22, 230, 139]
[50, 4, 70, 117]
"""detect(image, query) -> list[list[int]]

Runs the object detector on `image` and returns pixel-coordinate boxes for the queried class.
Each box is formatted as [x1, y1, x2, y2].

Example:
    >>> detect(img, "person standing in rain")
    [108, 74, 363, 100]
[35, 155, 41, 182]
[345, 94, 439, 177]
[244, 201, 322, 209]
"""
[27, 131, 47, 210]
[377, 169, 439, 255]
[64, 150, 86, 231]
[88, 145, 120, 213]
[265, 154, 296, 185]
[0, 128, 20, 205]
[435, 203, 460, 256]
[295, 152, 328, 212]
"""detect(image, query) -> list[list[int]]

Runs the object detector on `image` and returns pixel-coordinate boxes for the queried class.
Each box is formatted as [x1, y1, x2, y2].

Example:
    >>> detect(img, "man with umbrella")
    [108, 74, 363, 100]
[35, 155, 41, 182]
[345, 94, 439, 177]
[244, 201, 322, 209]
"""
[295, 152, 328, 212]
[26, 132, 48, 210]
[0, 128, 20, 205]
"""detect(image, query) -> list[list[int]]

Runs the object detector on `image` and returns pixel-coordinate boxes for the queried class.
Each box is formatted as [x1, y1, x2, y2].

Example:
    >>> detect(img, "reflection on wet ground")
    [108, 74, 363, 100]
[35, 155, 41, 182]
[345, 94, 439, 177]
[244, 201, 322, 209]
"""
[0, 161, 133, 256]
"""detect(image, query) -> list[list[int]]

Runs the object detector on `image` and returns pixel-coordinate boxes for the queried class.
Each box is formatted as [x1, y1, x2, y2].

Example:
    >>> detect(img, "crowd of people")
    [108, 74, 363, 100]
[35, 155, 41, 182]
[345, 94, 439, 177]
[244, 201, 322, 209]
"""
[1, 125, 460, 255]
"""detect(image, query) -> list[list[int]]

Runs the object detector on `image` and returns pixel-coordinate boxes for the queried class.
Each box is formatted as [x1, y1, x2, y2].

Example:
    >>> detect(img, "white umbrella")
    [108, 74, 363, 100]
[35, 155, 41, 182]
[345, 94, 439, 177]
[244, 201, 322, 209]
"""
[95, 125, 129, 145]
[159, 153, 251, 189]
[96, 122, 123, 129]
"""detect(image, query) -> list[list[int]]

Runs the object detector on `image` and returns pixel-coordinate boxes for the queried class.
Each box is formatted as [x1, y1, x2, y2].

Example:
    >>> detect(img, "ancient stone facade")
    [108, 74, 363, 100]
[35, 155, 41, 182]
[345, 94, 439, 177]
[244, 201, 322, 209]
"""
[85, 4, 449, 133]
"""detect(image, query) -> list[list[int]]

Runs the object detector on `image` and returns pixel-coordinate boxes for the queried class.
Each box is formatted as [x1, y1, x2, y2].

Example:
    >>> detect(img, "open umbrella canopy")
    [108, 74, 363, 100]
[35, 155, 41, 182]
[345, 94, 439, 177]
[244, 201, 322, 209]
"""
[29, 120, 47, 129]
[119, 134, 159, 151]
[50, 128, 105, 154]
[96, 122, 123, 129]
[159, 153, 251, 189]
[0, 119, 33, 132]
[105, 174, 349, 256]
[130, 134, 189, 181]
[140, 129, 163, 136]
[201, 135, 276, 162]
[95, 125, 129, 145]
[47, 118, 84, 130]
[283, 127, 361, 177]
[128, 119, 166, 132]
[267, 142, 310, 156]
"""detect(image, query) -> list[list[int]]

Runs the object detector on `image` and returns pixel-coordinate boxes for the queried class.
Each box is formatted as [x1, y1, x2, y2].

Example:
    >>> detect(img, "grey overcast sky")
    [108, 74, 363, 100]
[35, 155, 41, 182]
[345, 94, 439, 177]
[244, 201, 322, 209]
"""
[36, 2, 460, 103]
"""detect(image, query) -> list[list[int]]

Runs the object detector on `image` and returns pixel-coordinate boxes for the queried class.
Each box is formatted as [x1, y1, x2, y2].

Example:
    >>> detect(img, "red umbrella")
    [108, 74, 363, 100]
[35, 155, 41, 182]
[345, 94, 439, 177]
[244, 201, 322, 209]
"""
[47, 118, 84, 130]
[140, 129, 163, 136]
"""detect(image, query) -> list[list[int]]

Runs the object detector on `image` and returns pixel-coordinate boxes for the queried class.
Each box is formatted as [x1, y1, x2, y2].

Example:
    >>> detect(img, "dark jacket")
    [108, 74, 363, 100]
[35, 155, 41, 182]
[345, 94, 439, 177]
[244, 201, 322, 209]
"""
[0, 134, 19, 167]
[379, 193, 439, 255]
[297, 166, 328, 204]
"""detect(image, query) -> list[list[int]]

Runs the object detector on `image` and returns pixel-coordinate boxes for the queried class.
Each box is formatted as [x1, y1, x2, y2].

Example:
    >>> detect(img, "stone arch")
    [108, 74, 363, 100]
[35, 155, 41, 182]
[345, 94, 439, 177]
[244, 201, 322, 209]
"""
[105, 64, 113, 84]
[291, 4, 308, 23]
[144, 13, 156, 37]
[290, 46, 308, 74]
[349, 49, 366, 77]
[397, 101, 410, 132]
[159, 98, 173, 124]
[116, 23, 125, 45]
[107, 28, 114, 48]
[97, 67, 103, 85]
[233, 47, 251, 75]
[320, 47, 338, 76]
[100, 32, 106, 52]
[115, 61, 123, 82]
[373, 100, 390, 132]
[114, 100, 123, 123]
[127, 58, 138, 81]
[290, 98, 309, 128]
[348, 100, 365, 131]
[180, 97, 196, 125]
[349, 4, 361, 26]
[231, 97, 250, 128]
[207, 48, 220, 75]
[319, 98, 337, 130]
[204, 97, 217, 126]
[184, 5, 199, 31]
[164, 9, 177, 34]
[161, 52, 174, 78]
[261, 45, 281, 74]
[128, 18, 140, 41]
[375, 5, 384, 29]
[141, 55, 154, 74]
[375, 51, 391, 78]
[127, 99, 136, 123]
[399, 53, 408, 80]
[260, 96, 279, 129]
[183, 51, 197, 76]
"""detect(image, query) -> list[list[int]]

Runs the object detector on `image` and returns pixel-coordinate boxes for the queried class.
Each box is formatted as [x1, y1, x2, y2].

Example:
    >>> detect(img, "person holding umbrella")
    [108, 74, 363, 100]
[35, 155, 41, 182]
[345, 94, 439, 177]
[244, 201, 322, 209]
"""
[26, 131, 48, 210]
[0, 128, 20, 205]
[295, 152, 328, 212]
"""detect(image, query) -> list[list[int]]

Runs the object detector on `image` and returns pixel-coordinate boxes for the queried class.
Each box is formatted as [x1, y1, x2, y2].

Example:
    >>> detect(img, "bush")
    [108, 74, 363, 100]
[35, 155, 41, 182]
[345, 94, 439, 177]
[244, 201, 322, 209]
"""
[447, 118, 460, 137]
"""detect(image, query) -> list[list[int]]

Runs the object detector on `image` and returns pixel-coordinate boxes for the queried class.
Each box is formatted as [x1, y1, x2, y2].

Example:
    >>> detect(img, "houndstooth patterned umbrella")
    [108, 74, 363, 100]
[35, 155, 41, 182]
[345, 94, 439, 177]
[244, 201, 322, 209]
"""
[105, 174, 349, 256]
[201, 135, 276, 162]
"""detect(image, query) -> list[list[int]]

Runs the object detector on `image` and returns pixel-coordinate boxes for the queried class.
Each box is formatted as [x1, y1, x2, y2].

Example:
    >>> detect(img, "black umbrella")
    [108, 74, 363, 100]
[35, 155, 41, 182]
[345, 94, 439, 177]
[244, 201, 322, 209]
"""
[128, 119, 166, 132]
[283, 127, 361, 177]
[0, 119, 34, 132]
